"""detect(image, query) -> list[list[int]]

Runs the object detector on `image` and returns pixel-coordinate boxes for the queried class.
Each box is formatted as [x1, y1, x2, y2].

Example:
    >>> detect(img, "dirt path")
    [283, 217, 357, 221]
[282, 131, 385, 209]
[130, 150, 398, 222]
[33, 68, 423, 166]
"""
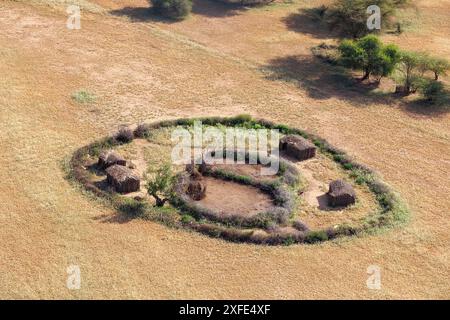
[0, 1, 448, 299]
[298, 163, 328, 209]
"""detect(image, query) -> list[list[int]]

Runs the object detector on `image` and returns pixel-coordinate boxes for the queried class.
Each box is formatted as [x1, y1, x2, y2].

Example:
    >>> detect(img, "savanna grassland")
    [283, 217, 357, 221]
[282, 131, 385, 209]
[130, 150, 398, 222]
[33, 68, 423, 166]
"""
[0, 0, 449, 299]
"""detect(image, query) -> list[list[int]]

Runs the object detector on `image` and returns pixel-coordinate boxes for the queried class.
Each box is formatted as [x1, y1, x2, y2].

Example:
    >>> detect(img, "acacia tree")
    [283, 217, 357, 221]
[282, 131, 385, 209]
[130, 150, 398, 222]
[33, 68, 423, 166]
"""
[338, 35, 400, 81]
[396, 51, 428, 94]
[146, 163, 176, 207]
[325, 0, 409, 38]
[425, 57, 450, 81]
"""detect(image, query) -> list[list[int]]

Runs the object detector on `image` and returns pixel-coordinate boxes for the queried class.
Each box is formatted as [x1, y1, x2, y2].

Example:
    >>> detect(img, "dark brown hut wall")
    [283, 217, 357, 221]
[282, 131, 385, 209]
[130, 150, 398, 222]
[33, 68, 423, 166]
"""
[106, 165, 140, 193]
[280, 135, 316, 160]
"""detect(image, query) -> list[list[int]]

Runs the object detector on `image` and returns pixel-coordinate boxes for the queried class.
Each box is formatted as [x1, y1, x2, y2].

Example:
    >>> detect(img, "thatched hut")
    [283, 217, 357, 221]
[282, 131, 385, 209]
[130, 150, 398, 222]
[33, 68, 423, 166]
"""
[327, 179, 356, 207]
[106, 165, 140, 194]
[98, 150, 126, 169]
[280, 135, 316, 161]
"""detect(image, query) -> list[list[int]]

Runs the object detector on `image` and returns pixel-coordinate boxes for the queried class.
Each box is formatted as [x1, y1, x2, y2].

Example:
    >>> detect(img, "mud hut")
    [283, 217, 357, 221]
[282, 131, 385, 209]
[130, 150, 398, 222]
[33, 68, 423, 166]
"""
[327, 179, 356, 207]
[280, 135, 316, 161]
[106, 165, 140, 193]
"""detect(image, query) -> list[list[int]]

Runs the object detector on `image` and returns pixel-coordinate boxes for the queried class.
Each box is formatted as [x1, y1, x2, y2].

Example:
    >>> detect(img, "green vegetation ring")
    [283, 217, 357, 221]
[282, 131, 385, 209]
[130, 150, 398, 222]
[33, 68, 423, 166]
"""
[67, 116, 409, 245]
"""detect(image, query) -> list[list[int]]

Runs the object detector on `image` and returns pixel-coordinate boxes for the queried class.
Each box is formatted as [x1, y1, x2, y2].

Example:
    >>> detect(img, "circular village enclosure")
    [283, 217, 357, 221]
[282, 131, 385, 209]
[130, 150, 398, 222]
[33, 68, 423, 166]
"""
[68, 115, 409, 245]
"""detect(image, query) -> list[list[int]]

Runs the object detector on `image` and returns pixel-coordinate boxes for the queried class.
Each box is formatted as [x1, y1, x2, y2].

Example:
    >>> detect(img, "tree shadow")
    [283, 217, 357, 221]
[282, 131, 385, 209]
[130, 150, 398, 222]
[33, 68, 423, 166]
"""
[282, 7, 340, 39]
[110, 1, 246, 22]
[93, 212, 135, 224]
[402, 98, 450, 117]
[109, 6, 179, 24]
[192, 0, 247, 18]
[262, 54, 392, 106]
[93, 198, 150, 224]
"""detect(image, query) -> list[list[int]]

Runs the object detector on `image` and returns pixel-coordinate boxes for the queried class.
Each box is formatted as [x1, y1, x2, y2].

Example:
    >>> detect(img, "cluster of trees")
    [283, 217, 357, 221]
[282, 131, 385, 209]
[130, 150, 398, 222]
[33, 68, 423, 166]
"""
[310, 0, 449, 104]
[338, 35, 450, 103]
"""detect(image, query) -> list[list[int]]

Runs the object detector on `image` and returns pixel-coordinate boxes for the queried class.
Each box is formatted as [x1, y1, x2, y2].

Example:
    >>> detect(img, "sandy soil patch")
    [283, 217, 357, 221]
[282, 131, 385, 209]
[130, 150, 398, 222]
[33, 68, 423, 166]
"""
[196, 176, 274, 217]
[294, 155, 379, 230]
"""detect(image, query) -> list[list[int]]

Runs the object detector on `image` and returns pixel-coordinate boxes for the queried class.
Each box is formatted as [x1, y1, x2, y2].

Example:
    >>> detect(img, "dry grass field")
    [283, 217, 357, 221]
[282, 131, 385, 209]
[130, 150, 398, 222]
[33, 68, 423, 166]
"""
[0, 0, 449, 299]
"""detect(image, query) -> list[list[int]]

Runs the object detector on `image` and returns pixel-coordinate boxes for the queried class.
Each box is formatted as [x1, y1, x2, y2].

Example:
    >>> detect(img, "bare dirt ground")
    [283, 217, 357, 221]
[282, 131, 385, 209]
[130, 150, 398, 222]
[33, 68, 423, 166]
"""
[0, 0, 449, 299]
[197, 176, 274, 217]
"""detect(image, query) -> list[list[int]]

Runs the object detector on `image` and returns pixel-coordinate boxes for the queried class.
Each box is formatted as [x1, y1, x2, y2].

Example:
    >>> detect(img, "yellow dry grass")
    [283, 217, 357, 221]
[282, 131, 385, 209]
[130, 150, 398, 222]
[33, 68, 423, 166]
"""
[0, 0, 448, 299]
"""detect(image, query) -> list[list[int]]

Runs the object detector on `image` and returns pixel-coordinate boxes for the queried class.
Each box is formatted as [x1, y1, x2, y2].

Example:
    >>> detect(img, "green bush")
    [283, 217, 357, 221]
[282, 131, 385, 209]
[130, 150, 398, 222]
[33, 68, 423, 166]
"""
[151, 0, 192, 20]
[305, 230, 329, 243]
[343, 163, 354, 170]
[71, 90, 95, 104]
[181, 214, 195, 224]
[420, 80, 448, 105]
[230, 114, 252, 124]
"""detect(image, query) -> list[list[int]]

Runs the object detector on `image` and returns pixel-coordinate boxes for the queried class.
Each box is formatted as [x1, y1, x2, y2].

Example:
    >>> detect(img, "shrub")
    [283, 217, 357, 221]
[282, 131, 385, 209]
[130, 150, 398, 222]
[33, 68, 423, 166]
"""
[332, 154, 344, 162]
[326, 224, 357, 239]
[249, 231, 270, 244]
[146, 163, 176, 206]
[325, 227, 338, 239]
[228, 114, 252, 124]
[150, 0, 192, 20]
[247, 213, 272, 229]
[273, 124, 291, 134]
[272, 186, 295, 212]
[343, 163, 354, 170]
[292, 220, 309, 232]
[349, 168, 374, 185]
[305, 230, 329, 243]
[338, 35, 400, 81]
[181, 214, 195, 224]
[369, 180, 390, 196]
[71, 90, 95, 104]
[282, 170, 299, 187]
[267, 207, 290, 225]
[195, 223, 253, 243]
[115, 126, 134, 143]
[420, 80, 448, 104]
[134, 123, 151, 138]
